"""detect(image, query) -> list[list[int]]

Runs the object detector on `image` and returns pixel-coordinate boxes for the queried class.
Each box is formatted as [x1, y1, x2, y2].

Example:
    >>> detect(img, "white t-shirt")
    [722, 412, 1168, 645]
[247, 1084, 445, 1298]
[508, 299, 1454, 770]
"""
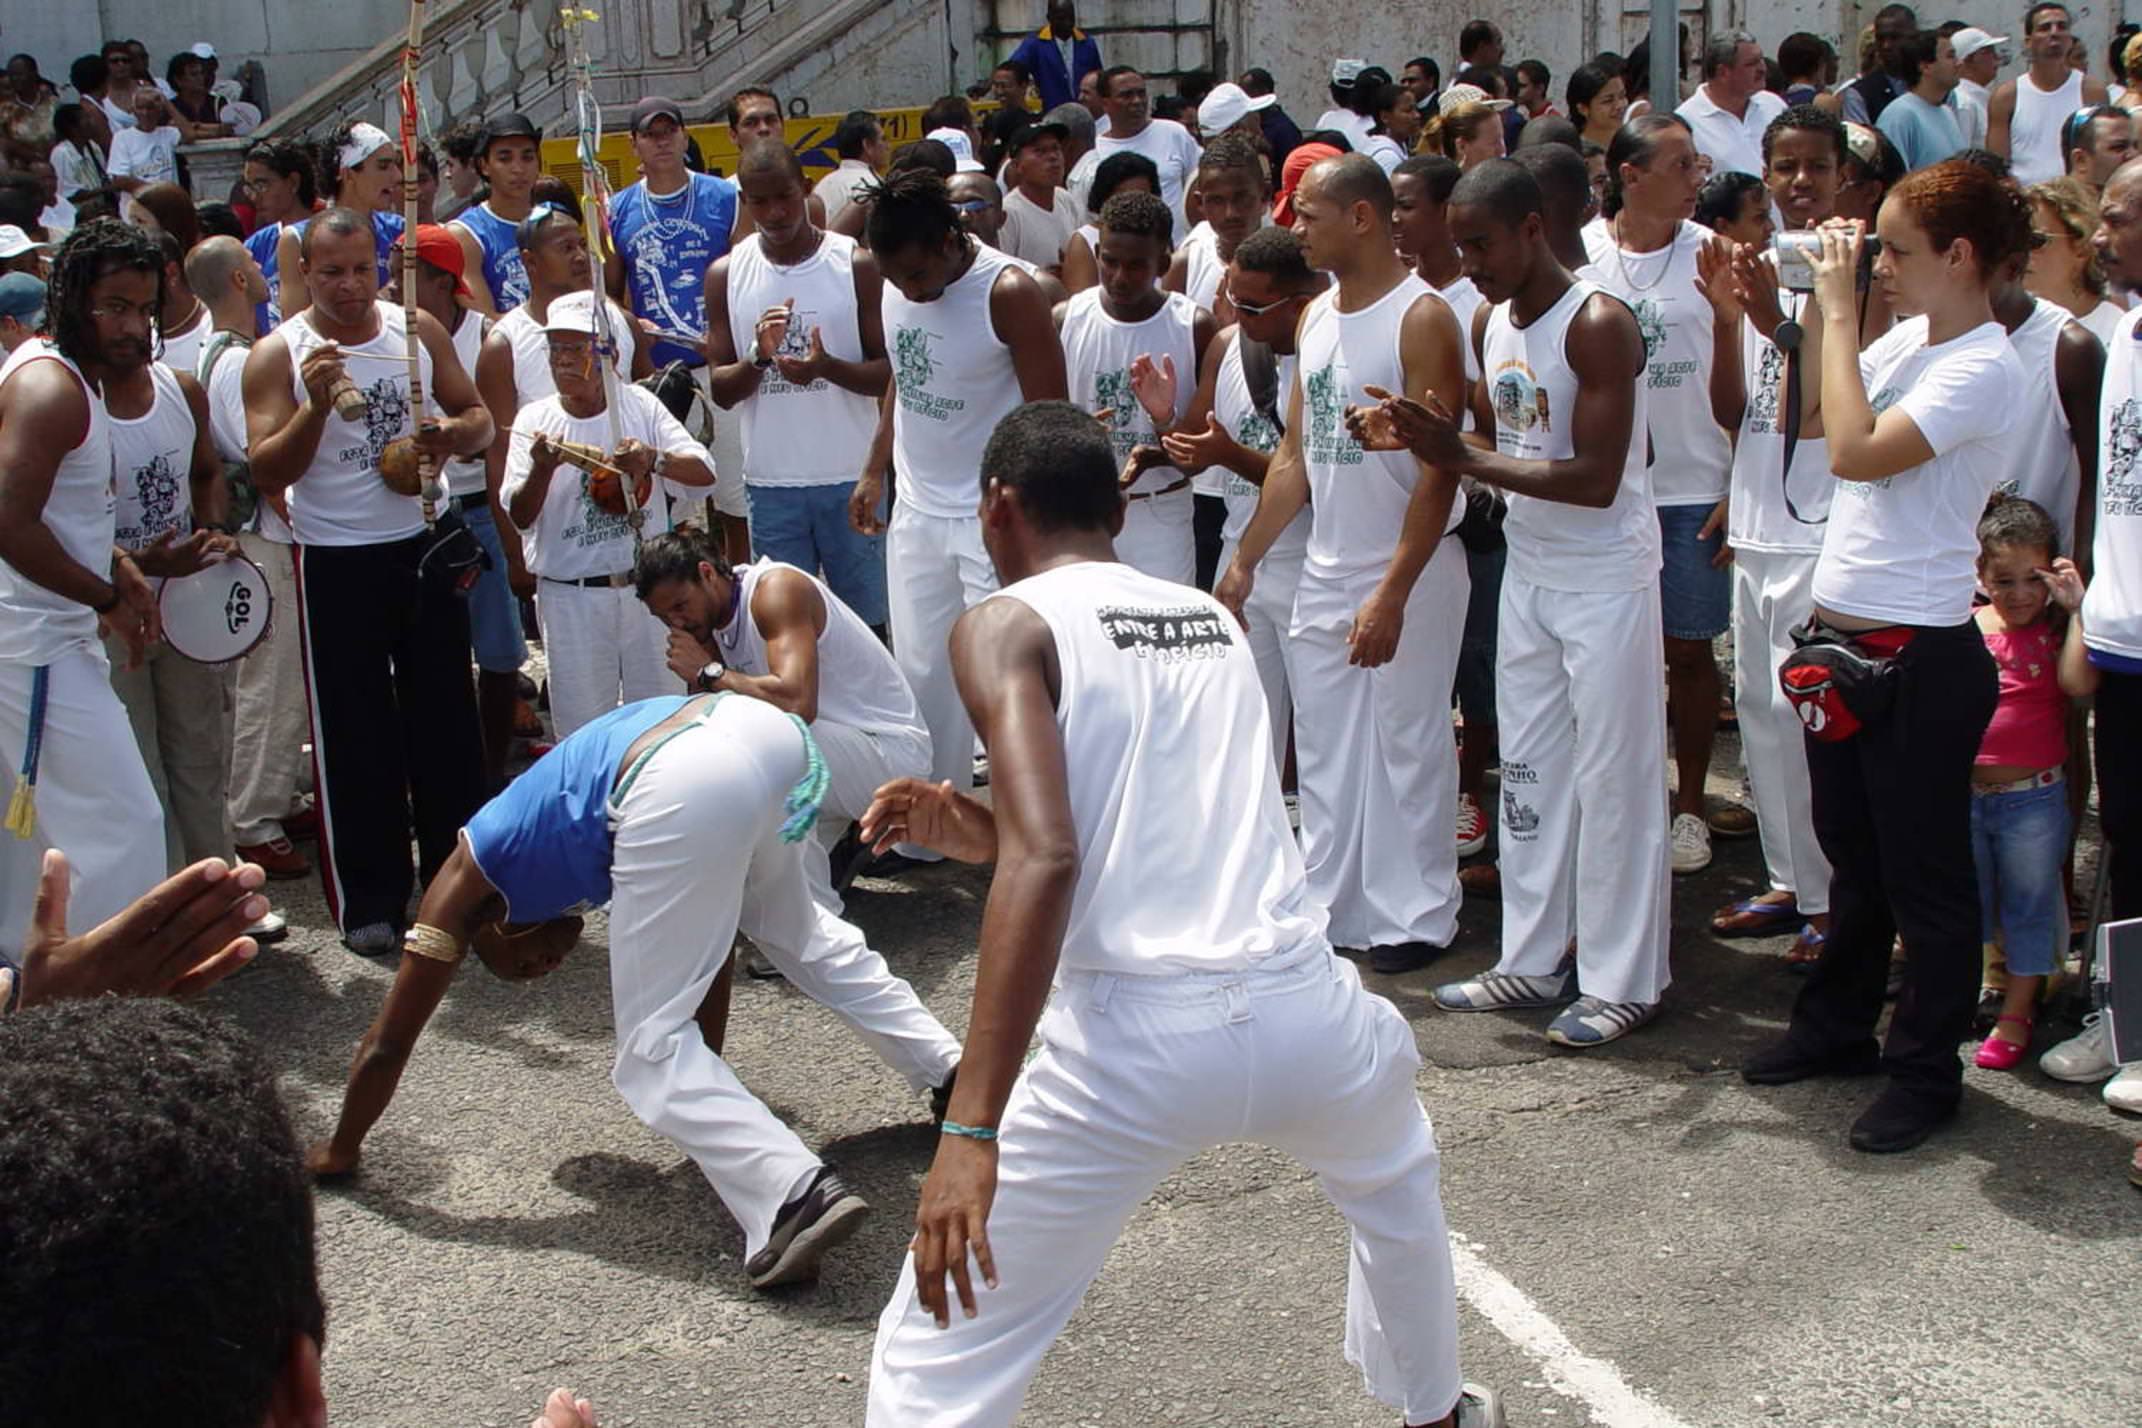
[1312, 109, 1375, 151]
[50, 140, 106, 200]
[501, 386, 710, 579]
[2080, 300, 2125, 346]
[109, 124, 181, 187]
[2087, 304, 2142, 659]
[158, 305, 211, 376]
[1070, 119, 1204, 237]
[999, 184, 1082, 269]
[1674, 86, 1788, 179]
[1812, 320, 2023, 625]
[1361, 134, 1408, 173]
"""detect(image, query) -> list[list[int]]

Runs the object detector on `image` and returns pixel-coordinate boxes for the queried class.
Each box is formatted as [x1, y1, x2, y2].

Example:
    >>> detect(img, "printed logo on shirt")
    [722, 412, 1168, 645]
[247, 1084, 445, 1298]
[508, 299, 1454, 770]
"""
[2106, 397, 2142, 518]
[1302, 362, 1363, 466]
[1490, 362, 1552, 439]
[894, 326, 965, 423]
[1233, 406, 1280, 455]
[762, 307, 830, 396]
[1632, 298, 1668, 361]
[1748, 341, 1785, 435]
[625, 213, 719, 344]
[118, 451, 183, 548]
[1090, 366, 1147, 457]
[337, 375, 410, 470]
[1095, 603, 1237, 661]
[561, 473, 641, 550]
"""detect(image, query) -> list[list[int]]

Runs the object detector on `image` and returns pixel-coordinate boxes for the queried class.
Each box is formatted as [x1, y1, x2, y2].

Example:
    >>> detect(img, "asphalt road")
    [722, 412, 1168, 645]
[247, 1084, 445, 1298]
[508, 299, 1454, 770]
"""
[202, 744, 2142, 1428]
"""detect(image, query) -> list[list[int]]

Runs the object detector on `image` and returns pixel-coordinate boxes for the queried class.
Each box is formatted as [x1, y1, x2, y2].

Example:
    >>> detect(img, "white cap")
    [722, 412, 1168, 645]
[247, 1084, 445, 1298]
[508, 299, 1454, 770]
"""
[541, 290, 602, 336]
[0, 225, 49, 260]
[1331, 58, 1367, 86]
[1951, 27, 2010, 63]
[925, 126, 986, 172]
[1197, 81, 1274, 137]
[189, 42, 218, 61]
[1439, 83, 1514, 115]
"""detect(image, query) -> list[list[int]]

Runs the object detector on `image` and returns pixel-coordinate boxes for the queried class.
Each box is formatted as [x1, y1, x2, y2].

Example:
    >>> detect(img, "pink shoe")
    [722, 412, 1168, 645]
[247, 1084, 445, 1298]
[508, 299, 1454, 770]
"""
[1974, 1015, 2034, 1071]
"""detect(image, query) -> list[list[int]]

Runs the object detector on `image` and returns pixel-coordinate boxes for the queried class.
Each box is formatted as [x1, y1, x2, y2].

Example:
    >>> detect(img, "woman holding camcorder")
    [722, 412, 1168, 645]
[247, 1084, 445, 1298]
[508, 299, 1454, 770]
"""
[1738, 159, 2027, 1155]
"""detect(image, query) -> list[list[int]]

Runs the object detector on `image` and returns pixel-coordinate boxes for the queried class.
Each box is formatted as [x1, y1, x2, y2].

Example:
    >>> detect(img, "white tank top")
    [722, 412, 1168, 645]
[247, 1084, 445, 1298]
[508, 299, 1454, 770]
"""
[110, 362, 196, 555]
[1726, 290, 1831, 554]
[713, 560, 925, 741]
[1181, 222, 1226, 311]
[1996, 298, 2083, 552]
[494, 295, 636, 411]
[724, 231, 880, 486]
[2088, 304, 2142, 659]
[992, 559, 1327, 977]
[1294, 273, 1458, 581]
[1212, 331, 1309, 558]
[1484, 281, 1660, 592]
[0, 341, 115, 662]
[282, 303, 436, 546]
[884, 241, 1026, 517]
[2010, 69, 2083, 187]
[159, 304, 212, 377]
[1582, 218, 1732, 506]
[1062, 287, 1200, 497]
[440, 308, 490, 498]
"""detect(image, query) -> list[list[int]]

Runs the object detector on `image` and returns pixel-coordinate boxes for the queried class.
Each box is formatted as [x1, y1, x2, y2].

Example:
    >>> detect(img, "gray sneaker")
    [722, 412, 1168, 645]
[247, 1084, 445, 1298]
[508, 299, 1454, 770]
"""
[1433, 966, 1577, 1012]
[1546, 995, 1660, 1047]
[342, 921, 398, 958]
[1454, 1382, 1506, 1427]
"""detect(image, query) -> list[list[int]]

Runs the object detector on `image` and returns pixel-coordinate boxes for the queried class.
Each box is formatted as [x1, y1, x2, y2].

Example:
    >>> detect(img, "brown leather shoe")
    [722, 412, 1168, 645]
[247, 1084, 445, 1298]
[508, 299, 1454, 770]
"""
[281, 803, 320, 842]
[237, 837, 311, 880]
[1457, 862, 1501, 900]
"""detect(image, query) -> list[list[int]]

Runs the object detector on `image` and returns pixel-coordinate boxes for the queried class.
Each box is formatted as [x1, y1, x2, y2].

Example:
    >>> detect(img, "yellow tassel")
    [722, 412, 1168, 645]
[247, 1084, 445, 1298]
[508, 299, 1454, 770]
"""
[5, 777, 33, 840]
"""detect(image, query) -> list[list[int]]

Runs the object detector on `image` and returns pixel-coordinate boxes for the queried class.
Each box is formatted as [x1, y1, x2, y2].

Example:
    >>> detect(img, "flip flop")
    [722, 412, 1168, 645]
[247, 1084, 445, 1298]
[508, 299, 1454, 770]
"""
[1783, 923, 1826, 972]
[1711, 896, 1801, 937]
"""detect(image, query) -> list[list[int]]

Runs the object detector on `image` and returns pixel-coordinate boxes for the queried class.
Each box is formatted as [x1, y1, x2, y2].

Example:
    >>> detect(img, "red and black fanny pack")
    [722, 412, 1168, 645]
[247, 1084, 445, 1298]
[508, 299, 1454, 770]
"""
[1778, 619, 1917, 742]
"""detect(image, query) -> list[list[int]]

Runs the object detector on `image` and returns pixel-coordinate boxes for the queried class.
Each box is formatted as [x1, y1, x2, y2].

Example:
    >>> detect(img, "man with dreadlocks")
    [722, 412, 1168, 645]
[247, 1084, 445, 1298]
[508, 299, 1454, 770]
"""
[850, 169, 1064, 855]
[306, 690, 961, 1292]
[0, 220, 174, 948]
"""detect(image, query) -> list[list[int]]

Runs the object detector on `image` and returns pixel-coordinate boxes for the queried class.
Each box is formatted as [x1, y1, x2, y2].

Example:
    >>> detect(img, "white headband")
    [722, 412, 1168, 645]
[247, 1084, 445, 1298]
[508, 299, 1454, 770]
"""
[338, 122, 393, 172]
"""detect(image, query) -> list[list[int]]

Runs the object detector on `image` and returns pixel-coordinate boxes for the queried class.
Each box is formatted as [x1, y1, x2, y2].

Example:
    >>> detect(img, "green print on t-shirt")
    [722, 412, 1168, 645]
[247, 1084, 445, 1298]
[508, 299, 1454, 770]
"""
[1303, 362, 1363, 466]
[893, 325, 966, 424]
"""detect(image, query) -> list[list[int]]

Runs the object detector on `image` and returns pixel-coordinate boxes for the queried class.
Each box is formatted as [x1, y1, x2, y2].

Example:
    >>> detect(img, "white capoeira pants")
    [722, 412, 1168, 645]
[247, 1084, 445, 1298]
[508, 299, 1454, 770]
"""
[804, 718, 932, 913]
[107, 634, 235, 871]
[1731, 548, 1830, 916]
[606, 700, 961, 1258]
[868, 950, 1463, 1426]
[1117, 488, 1196, 587]
[0, 647, 166, 955]
[1288, 541, 1468, 949]
[1218, 536, 1304, 771]
[535, 579, 681, 740]
[1494, 574, 1671, 1005]
[886, 505, 996, 795]
[227, 534, 310, 845]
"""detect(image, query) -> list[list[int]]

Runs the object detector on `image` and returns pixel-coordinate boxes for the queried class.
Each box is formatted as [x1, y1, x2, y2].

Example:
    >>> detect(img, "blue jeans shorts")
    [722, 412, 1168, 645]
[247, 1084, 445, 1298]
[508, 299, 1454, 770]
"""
[746, 480, 888, 628]
[1657, 502, 1730, 641]
[459, 501, 527, 674]
[1969, 772, 2070, 977]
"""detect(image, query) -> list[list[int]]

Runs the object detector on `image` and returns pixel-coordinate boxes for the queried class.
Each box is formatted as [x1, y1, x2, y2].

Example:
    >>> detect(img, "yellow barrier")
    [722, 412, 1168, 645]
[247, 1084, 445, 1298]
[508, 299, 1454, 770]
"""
[539, 102, 1006, 196]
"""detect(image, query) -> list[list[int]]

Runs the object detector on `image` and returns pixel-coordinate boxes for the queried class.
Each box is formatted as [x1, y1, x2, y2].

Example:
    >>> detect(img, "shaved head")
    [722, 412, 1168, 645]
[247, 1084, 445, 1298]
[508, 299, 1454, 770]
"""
[1450, 158, 1544, 227]
[182, 235, 249, 299]
[1305, 152, 1396, 222]
[737, 138, 805, 183]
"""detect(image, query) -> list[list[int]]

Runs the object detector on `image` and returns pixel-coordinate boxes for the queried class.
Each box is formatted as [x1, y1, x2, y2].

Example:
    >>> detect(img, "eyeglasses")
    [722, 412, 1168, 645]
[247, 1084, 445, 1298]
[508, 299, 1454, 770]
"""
[1227, 292, 1299, 316]
[2028, 229, 2054, 248]
[951, 199, 995, 215]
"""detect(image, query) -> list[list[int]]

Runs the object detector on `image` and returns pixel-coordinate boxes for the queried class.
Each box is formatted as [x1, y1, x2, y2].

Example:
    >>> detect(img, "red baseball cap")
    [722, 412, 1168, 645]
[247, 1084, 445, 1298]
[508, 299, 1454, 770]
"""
[400, 223, 473, 298]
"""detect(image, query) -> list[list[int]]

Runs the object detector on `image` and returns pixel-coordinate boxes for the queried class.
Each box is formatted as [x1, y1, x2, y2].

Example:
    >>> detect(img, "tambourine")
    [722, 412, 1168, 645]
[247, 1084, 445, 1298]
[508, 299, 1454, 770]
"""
[158, 555, 272, 665]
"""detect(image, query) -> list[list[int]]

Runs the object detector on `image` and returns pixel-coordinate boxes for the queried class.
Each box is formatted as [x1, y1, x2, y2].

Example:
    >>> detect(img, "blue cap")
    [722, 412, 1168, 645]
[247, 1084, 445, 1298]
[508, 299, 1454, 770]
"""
[0, 271, 45, 324]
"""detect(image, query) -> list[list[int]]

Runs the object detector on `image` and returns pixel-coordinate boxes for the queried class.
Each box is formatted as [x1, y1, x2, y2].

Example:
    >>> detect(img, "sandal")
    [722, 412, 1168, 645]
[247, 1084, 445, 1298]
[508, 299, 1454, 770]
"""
[1974, 1014, 2034, 1071]
[1711, 895, 1801, 937]
[1783, 923, 1825, 972]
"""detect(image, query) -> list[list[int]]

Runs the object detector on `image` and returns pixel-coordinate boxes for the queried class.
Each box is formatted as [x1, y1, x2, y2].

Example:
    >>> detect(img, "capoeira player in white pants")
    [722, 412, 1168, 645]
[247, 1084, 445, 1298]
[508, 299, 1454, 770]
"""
[849, 169, 1065, 854]
[502, 292, 713, 737]
[634, 525, 932, 910]
[1056, 188, 1212, 585]
[862, 402, 1502, 1428]
[1359, 159, 1671, 1045]
[0, 223, 170, 949]
[305, 691, 962, 1289]
[1166, 226, 1326, 765]
[1218, 154, 1471, 976]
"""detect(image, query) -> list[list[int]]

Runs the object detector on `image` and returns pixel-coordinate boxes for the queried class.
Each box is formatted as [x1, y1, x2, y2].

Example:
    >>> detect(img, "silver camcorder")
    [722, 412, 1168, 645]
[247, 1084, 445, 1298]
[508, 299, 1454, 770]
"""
[1774, 230, 1882, 292]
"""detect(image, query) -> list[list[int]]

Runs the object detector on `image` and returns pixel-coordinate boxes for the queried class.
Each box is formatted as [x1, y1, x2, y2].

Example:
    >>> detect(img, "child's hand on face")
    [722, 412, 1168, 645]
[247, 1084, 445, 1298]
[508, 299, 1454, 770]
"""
[2039, 557, 2087, 613]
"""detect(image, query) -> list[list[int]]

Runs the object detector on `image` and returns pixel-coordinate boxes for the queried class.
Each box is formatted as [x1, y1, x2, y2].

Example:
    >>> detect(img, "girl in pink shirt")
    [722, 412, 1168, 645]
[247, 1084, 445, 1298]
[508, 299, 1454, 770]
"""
[1969, 497, 2094, 1069]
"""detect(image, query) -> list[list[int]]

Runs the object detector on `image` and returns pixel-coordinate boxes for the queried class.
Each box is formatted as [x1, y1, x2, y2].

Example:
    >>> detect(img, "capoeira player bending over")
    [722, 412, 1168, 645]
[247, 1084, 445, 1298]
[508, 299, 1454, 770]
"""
[305, 692, 962, 1290]
[861, 402, 1501, 1428]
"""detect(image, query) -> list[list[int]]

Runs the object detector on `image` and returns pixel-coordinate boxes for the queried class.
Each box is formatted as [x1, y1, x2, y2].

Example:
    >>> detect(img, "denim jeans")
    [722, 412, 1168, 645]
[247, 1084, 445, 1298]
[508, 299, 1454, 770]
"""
[1969, 776, 2070, 977]
[745, 481, 888, 627]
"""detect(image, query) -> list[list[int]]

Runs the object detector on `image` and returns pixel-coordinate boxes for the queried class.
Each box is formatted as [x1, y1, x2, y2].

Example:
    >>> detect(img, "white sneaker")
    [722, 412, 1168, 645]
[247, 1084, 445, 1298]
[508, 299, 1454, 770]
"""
[2105, 1062, 2142, 1114]
[1670, 812, 1713, 874]
[2039, 1012, 2119, 1084]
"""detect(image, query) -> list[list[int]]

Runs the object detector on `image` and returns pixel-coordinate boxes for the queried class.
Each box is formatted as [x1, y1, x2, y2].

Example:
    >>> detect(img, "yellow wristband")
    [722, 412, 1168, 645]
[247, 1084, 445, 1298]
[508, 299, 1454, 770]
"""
[403, 922, 466, 964]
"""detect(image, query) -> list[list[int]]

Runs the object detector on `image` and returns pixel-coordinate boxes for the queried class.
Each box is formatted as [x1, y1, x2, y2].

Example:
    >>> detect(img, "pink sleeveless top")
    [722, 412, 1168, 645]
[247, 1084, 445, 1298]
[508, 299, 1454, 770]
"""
[1977, 620, 2067, 770]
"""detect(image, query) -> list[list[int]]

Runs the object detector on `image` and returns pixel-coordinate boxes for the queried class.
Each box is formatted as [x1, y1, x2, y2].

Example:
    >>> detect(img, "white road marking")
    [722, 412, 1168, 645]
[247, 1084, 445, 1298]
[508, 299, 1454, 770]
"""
[1450, 1232, 1697, 1428]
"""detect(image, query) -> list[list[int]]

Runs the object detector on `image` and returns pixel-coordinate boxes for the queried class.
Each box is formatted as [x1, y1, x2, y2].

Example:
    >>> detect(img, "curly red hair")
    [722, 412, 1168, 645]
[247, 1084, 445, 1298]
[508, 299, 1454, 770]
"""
[1886, 159, 2034, 277]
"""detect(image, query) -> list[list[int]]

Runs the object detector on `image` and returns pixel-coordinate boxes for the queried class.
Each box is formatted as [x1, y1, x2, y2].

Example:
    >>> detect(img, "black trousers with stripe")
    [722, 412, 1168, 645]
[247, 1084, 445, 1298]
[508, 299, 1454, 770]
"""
[295, 535, 486, 934]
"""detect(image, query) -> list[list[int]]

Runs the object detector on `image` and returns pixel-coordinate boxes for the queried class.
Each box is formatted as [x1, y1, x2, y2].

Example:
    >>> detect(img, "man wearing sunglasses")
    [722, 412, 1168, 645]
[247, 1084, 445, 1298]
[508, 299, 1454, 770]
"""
[2064, 104, 2137, 195]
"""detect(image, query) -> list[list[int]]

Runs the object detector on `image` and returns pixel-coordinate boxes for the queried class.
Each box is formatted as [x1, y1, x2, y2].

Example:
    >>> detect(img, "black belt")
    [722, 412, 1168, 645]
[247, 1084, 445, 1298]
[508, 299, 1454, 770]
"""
[445, 492, 488, 514]
[542, 572, 637, 589]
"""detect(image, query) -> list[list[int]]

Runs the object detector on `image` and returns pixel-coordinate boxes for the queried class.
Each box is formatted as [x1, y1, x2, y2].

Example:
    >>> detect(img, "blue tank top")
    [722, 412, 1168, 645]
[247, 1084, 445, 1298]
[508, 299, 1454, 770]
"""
[246, 222, 282, 336]
[454, 202, 531, 312]
[463, 696, 691, 921]
[293, 210, 406, 291]
[609, 173, 739, 367]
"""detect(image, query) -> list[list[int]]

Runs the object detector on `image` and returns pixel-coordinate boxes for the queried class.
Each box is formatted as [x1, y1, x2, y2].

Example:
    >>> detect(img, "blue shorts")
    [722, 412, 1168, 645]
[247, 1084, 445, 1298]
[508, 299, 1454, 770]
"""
[1970, 775, 2070, 976]
[1657, 502, 1730, 641]
[460, 502, 528, 674]
[746, 480, 888, 628]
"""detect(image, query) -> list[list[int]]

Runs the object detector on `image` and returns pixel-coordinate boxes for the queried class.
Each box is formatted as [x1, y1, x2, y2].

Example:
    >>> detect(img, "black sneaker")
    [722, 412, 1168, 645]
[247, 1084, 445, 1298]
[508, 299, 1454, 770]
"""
[1740, 1035, 1882, 1086]
[740, 943, 784, 981]
[828, 823, 871, 896]
[1969, 987, 2003, 1038]
[1369, 941, 1444, 974]
[929, 1065, 958, 1127]
[1848, 1084, 1958, 1154]
[745, 1167, 870, 1289]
